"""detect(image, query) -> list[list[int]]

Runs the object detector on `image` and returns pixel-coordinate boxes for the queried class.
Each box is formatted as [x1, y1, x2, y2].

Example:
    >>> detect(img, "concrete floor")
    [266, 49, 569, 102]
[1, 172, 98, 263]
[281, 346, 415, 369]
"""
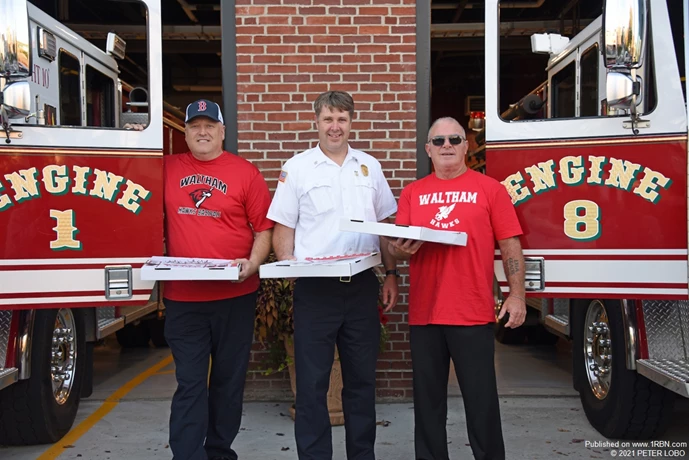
[1, 338, 688, 460]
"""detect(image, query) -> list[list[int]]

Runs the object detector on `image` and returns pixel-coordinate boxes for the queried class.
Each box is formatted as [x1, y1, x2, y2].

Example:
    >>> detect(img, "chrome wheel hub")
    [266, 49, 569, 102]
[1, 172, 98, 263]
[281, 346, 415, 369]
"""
[584, 300, 612, 400]
[51, 309, 77, 405]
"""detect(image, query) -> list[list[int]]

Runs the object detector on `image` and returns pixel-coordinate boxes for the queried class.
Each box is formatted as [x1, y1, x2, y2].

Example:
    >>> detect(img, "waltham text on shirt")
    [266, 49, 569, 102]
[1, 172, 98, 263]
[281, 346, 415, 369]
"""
[177, 174, 227, 218]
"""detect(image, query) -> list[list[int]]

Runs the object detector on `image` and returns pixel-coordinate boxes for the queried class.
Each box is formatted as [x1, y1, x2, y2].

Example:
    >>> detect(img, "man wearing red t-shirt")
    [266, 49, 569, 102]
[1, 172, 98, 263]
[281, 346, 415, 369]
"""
[163, 99, 273, 460]
[389, 117, 525, 460]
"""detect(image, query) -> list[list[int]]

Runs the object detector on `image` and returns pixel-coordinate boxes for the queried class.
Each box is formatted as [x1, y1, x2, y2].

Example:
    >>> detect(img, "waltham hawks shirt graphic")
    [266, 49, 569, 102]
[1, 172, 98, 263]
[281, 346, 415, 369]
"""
[419, 190, 478, 229]
[190, 187, 213, 208]
[177, 174, 227, 218]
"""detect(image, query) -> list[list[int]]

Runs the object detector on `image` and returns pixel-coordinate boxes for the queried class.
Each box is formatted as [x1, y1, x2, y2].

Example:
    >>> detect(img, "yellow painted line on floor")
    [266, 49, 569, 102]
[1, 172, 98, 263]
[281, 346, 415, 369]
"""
[153, 369, 176, 375]
[37, 353, 174, 460]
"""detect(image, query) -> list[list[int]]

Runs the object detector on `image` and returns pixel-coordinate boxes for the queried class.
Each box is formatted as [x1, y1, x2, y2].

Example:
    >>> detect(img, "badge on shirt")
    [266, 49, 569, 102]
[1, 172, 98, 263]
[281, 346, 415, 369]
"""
[361, 165, 369, 177]
[278, 170, 288, 183]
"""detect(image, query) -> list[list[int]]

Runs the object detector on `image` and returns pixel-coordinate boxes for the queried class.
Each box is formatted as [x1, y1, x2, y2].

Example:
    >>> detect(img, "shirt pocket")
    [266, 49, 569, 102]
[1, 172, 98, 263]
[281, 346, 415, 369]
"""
[303, 180, 335, 215]
[354, 175, 378, 221]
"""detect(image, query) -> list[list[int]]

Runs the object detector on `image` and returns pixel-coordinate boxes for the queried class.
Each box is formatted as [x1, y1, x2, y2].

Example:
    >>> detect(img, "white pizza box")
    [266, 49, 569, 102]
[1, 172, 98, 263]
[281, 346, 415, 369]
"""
[339, 218, 468, 246]
[259, 252, 381, 279]
[140, 256, 241, 281]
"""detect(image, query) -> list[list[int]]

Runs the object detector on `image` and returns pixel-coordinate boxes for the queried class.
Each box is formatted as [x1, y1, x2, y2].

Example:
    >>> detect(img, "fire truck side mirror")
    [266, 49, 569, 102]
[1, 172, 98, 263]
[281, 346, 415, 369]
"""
[0, 0, 32, 79]
[602, 0, 647, 70]
[606, 72, 641, 111]
[0, 80, 31, 119]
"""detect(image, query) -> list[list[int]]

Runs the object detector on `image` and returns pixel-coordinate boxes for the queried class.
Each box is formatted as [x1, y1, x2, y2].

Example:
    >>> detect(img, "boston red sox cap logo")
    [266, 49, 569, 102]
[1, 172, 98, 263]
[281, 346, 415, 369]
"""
[185, 99, 225, 124]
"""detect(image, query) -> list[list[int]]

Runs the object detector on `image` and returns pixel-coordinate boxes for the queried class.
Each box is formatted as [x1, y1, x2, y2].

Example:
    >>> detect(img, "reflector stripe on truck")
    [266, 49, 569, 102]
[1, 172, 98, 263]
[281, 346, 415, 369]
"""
[0, 147, 162, 157]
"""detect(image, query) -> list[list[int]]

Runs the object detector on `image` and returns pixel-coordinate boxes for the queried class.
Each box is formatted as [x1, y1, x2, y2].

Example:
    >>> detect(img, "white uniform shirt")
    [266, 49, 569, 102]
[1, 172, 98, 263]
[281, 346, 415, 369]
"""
[267, 145, 397, 260]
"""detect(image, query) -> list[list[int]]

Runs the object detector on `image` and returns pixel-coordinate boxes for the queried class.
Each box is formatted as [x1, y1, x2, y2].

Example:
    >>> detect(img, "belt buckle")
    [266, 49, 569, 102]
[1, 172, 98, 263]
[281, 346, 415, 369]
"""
[339, 275, 352, 283]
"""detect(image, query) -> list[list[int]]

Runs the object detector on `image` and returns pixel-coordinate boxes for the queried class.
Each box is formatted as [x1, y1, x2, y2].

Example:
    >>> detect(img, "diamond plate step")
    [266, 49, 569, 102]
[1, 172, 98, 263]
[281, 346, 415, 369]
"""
[545, 314, 569, 336]
[97, 317, 124, 339]
[0, 367, 18, 391]
[0, 310, 12, 369]
[636, 359, 689, 397]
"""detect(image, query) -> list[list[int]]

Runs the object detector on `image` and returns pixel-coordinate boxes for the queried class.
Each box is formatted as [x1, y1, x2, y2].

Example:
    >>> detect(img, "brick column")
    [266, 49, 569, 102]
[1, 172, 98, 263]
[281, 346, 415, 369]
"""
[237, 0, 417, 401]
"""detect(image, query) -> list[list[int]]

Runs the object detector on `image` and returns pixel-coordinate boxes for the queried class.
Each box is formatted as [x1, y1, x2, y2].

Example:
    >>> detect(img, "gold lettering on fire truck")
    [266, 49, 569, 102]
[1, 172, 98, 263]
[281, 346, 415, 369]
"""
[5, 168, 41, 203]
[90, 169, 125, 202]
[586, 156, 607, 185]
[71, 166, 91, 195]
[116, 180, 151, 214]
[559, 156, 585, 185]
[524, 160, 557, 194]
[501, 155, 671, 206]
[604, 158, 642, 191]
[501, 171, 533, 204]
[633, 168, 672, 204]
[42, 165, 70, 195]
[0, 164, 150, 214]
[50, 209, 81, 250]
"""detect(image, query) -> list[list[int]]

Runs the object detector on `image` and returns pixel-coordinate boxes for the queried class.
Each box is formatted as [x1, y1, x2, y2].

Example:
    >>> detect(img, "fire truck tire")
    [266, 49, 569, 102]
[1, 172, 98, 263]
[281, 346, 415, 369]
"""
[147, 317, 168, 348]
[0, 308, 85, 445]
[115, 322, 151, 348]
[572, 299, 676, 439]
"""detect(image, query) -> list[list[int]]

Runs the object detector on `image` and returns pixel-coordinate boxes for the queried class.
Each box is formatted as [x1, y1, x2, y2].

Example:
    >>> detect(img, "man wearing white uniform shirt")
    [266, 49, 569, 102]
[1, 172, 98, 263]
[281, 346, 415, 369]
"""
[268, 90, 399, 460]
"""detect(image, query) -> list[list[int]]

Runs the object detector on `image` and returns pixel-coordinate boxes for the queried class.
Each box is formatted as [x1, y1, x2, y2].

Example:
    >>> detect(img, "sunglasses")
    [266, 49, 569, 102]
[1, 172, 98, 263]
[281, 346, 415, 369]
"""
[428, 135, 465, 146]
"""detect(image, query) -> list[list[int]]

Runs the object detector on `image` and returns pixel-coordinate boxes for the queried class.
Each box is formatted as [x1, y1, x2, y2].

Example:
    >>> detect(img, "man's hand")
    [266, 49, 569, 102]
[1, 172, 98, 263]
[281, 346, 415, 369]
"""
[387, 237, 424, 258]
[381, 274, 399, 312]
[497, 295, 526, 328]
[234, 258, 256, 283]
[123, 123, 146, 131]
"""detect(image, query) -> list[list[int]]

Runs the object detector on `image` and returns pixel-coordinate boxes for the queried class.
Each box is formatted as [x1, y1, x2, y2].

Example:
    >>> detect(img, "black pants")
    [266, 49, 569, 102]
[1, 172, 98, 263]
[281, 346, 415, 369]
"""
[293, 269, 380, 460]
[164, 293, 257, 460]
[411, 324, 505, 460]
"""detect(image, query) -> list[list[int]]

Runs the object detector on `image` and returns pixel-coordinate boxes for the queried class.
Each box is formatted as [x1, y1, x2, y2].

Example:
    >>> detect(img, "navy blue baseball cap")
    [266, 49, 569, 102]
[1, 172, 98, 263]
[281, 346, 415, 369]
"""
[185, 99, 224, 124]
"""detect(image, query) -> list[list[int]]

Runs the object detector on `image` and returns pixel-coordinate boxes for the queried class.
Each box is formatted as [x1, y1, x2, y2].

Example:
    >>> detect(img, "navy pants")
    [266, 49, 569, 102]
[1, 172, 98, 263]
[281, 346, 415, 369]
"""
[293, 269, 380, 460]
[411, 324, 505, 460]
[164, 293, 256, 460]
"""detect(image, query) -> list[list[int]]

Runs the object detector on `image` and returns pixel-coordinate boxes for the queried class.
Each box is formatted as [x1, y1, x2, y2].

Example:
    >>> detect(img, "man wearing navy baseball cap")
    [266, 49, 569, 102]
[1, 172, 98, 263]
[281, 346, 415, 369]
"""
[163, 98, 274, 460]
[185, 98, 225, 125]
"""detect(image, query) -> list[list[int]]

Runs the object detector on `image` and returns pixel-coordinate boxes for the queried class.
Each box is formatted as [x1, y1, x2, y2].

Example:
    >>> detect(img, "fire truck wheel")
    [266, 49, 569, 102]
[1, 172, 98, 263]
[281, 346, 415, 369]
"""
[572, 299, 675, 439]
[115, 322, 151, 348]
[0, 308, 85, 445]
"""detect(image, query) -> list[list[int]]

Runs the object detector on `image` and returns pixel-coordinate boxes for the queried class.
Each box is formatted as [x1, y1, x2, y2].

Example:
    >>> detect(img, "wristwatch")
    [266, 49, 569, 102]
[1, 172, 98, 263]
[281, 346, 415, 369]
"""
[385, 269, 400, 277]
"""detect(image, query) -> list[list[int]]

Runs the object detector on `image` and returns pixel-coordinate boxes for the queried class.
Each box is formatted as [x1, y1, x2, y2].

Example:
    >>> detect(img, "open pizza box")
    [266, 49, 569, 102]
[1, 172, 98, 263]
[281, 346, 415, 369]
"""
[259, 252, 381, 279]
[141, 256, 241, 281]
[339, 218, 468, 246]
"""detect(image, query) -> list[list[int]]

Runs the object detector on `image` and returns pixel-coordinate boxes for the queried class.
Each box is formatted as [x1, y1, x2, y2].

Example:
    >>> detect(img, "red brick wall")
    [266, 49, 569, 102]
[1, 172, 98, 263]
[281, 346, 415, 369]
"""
[235, 0, 417, 401]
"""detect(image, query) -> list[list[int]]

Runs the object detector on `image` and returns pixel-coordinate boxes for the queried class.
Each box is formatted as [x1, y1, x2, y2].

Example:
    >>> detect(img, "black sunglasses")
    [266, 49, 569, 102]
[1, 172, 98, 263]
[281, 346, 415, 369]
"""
[428, 135, 465, 146]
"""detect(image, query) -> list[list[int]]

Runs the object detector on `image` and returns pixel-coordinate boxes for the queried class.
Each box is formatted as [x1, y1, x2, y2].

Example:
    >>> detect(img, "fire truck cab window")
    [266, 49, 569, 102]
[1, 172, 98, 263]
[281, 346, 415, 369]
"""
[580, 45, 599, 117]
[86, 66, 115, 128]
[551, 62, 576, 119]
[58, 51, 81, 126]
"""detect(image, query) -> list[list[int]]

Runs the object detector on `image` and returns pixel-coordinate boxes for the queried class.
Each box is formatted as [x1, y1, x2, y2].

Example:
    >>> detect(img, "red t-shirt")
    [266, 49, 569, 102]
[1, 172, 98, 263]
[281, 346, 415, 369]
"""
[163, 151, 274, 302]
[396, 170, 523, 326]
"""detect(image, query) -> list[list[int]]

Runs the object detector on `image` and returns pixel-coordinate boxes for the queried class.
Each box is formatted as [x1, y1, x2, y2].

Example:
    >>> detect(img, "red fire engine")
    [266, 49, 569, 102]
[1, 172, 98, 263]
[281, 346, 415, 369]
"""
[482, 0, 688, 439]
[0, 0, 184, 444]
